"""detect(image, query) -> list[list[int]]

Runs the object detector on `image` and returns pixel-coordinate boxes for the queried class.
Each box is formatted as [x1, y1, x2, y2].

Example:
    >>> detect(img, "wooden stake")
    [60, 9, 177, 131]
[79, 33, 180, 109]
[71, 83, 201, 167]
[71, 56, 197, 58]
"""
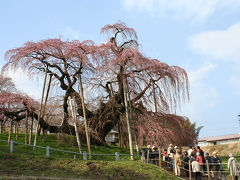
[33, 65, 48, 149]
[25, 110, 28, 144]
[206, 160, 210, 180]
[8, 119, 13, 146]
[122, 74, 134, 160]
[189, 160, 192, 180]
[0, 120, 2, 134]
[230, 160, 234, 180]
[78, 73, 91, 158]
[15, 122, 18, 140]
[41, 74, 52, 119]
[172, 154, 175, 175]
[158, 148, 162, 167]
[152, 80, 157, 112]
[29, 113, 34, 144]
[68, 96, 82, 154]
[126, 82, 138, 154]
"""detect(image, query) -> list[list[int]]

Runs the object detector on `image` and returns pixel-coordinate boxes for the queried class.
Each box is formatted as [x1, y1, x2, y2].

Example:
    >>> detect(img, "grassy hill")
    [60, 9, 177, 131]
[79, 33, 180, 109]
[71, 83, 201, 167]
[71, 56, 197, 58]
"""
[0, 132, 177, 179]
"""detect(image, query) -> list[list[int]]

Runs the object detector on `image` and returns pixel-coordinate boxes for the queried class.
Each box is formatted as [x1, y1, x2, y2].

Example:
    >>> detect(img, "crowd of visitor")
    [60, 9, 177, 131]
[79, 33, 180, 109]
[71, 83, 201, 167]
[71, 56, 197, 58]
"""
[141, 144, 239, 180]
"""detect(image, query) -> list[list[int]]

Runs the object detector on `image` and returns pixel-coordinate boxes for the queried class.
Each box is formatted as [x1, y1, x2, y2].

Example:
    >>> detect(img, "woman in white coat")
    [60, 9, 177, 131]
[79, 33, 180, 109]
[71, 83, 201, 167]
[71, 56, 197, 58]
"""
[228, 153, 239, 180]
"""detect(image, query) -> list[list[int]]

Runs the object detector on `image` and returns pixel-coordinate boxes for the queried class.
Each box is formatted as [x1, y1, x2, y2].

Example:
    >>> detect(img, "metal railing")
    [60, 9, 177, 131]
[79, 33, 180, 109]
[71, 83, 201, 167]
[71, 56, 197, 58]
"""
[0, 139, 139, 161]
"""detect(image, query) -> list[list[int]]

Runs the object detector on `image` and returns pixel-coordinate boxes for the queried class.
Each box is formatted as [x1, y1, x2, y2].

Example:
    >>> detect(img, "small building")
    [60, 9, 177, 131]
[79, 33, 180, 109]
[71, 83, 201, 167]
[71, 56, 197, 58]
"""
[198, 133, 240, 146]
[105, 129, 119, 144]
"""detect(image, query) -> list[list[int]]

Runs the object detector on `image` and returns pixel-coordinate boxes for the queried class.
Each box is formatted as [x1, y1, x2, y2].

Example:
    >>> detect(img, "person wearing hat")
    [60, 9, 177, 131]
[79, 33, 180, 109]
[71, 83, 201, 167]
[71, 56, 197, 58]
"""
[228, 153, 239, 180]
[211, 151, 221, 179]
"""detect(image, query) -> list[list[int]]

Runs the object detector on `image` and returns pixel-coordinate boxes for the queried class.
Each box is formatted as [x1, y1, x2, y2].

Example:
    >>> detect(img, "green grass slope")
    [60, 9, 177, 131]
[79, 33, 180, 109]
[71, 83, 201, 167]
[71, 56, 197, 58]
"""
[0, 132, 177, 179]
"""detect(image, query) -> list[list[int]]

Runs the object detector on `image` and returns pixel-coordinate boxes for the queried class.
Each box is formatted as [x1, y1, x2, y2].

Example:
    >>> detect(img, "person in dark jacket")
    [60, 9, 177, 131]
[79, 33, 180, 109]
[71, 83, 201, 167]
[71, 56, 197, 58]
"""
[205, 153, 212, 174]
[151, 146, 159, 165]
[211, 151, 221, 179]
[183, 151, 190, 178]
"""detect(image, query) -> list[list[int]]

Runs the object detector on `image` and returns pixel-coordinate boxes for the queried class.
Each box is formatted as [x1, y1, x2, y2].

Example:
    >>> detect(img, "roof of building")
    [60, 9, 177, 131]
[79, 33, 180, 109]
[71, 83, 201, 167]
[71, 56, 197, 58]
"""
[198, 133, 240, 142]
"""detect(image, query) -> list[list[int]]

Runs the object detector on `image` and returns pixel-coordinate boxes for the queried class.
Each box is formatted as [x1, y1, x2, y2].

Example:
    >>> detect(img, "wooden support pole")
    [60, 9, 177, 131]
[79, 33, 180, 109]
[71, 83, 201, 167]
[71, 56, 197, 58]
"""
[25, 110, 28, 144]
[15, 122, 19, 140]
[147, 149, 150, 164]
[0, 120, 2, 134]
[230, 160, 234, 180]
[189, 160, 192, 180]
[41, 74, 52, 119]
[158, 148, 161, 167]
[68, 96, 82, 154]
[126, 82, 138, 154]
[33, 65, 48, 149]
[122, 74, 134, 160]
[8, 119, 13, 147]
[206, 160, 210, 180]
[29, 113, 34, 144]
[152, 80, 157, 112]
[172, 154, 175, 176]
[78, 74, 91, 158]
[141, 149, 145, 163]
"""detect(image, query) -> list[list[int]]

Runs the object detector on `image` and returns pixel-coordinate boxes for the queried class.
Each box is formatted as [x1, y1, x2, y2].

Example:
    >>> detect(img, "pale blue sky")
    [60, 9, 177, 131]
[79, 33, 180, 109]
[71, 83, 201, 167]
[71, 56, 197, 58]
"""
[1, 0, 240, 138]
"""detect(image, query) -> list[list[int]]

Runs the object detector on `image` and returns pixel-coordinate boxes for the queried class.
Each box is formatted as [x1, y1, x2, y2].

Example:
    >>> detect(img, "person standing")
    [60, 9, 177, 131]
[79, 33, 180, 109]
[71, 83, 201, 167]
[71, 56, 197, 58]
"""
[192, 158, 202, 180]
[183, 151, 190, 179]
[228, 153, 239, 180]
[167, 144, 174, 169]
[152, 146, 159, 165]
[174, 149, 181, 176]
[188, 146, 193, 157]
[197, 146, 206, 172]
[196, 152, 204, 174]
[205, 153, 213, 176]
[211, 151, 221, 180]
[163, 149, 169, 166]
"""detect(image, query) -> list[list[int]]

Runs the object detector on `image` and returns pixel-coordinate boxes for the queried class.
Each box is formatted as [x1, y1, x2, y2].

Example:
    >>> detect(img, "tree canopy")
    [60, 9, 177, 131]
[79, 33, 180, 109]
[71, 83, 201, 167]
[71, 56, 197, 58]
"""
[2, 21, 197, 147]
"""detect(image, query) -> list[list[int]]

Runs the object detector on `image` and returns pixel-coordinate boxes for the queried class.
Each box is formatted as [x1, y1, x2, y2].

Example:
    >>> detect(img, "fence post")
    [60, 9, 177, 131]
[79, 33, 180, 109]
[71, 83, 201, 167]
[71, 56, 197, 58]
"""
[74, 155, 76, 160]
[115, 152, 120, 161]
[189, 160, 192, 180]
[46, 146, 50, 157]
[206, 160, 210, 180]
[147, 149, 150, 164]
[83, 152, 87, 160]
[158, 148, 161, 167]
[10, 140, 14, 153]
[230, 160, 234, 180]
[141, 149, 145, 163]
[172, 154, 175, 175]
